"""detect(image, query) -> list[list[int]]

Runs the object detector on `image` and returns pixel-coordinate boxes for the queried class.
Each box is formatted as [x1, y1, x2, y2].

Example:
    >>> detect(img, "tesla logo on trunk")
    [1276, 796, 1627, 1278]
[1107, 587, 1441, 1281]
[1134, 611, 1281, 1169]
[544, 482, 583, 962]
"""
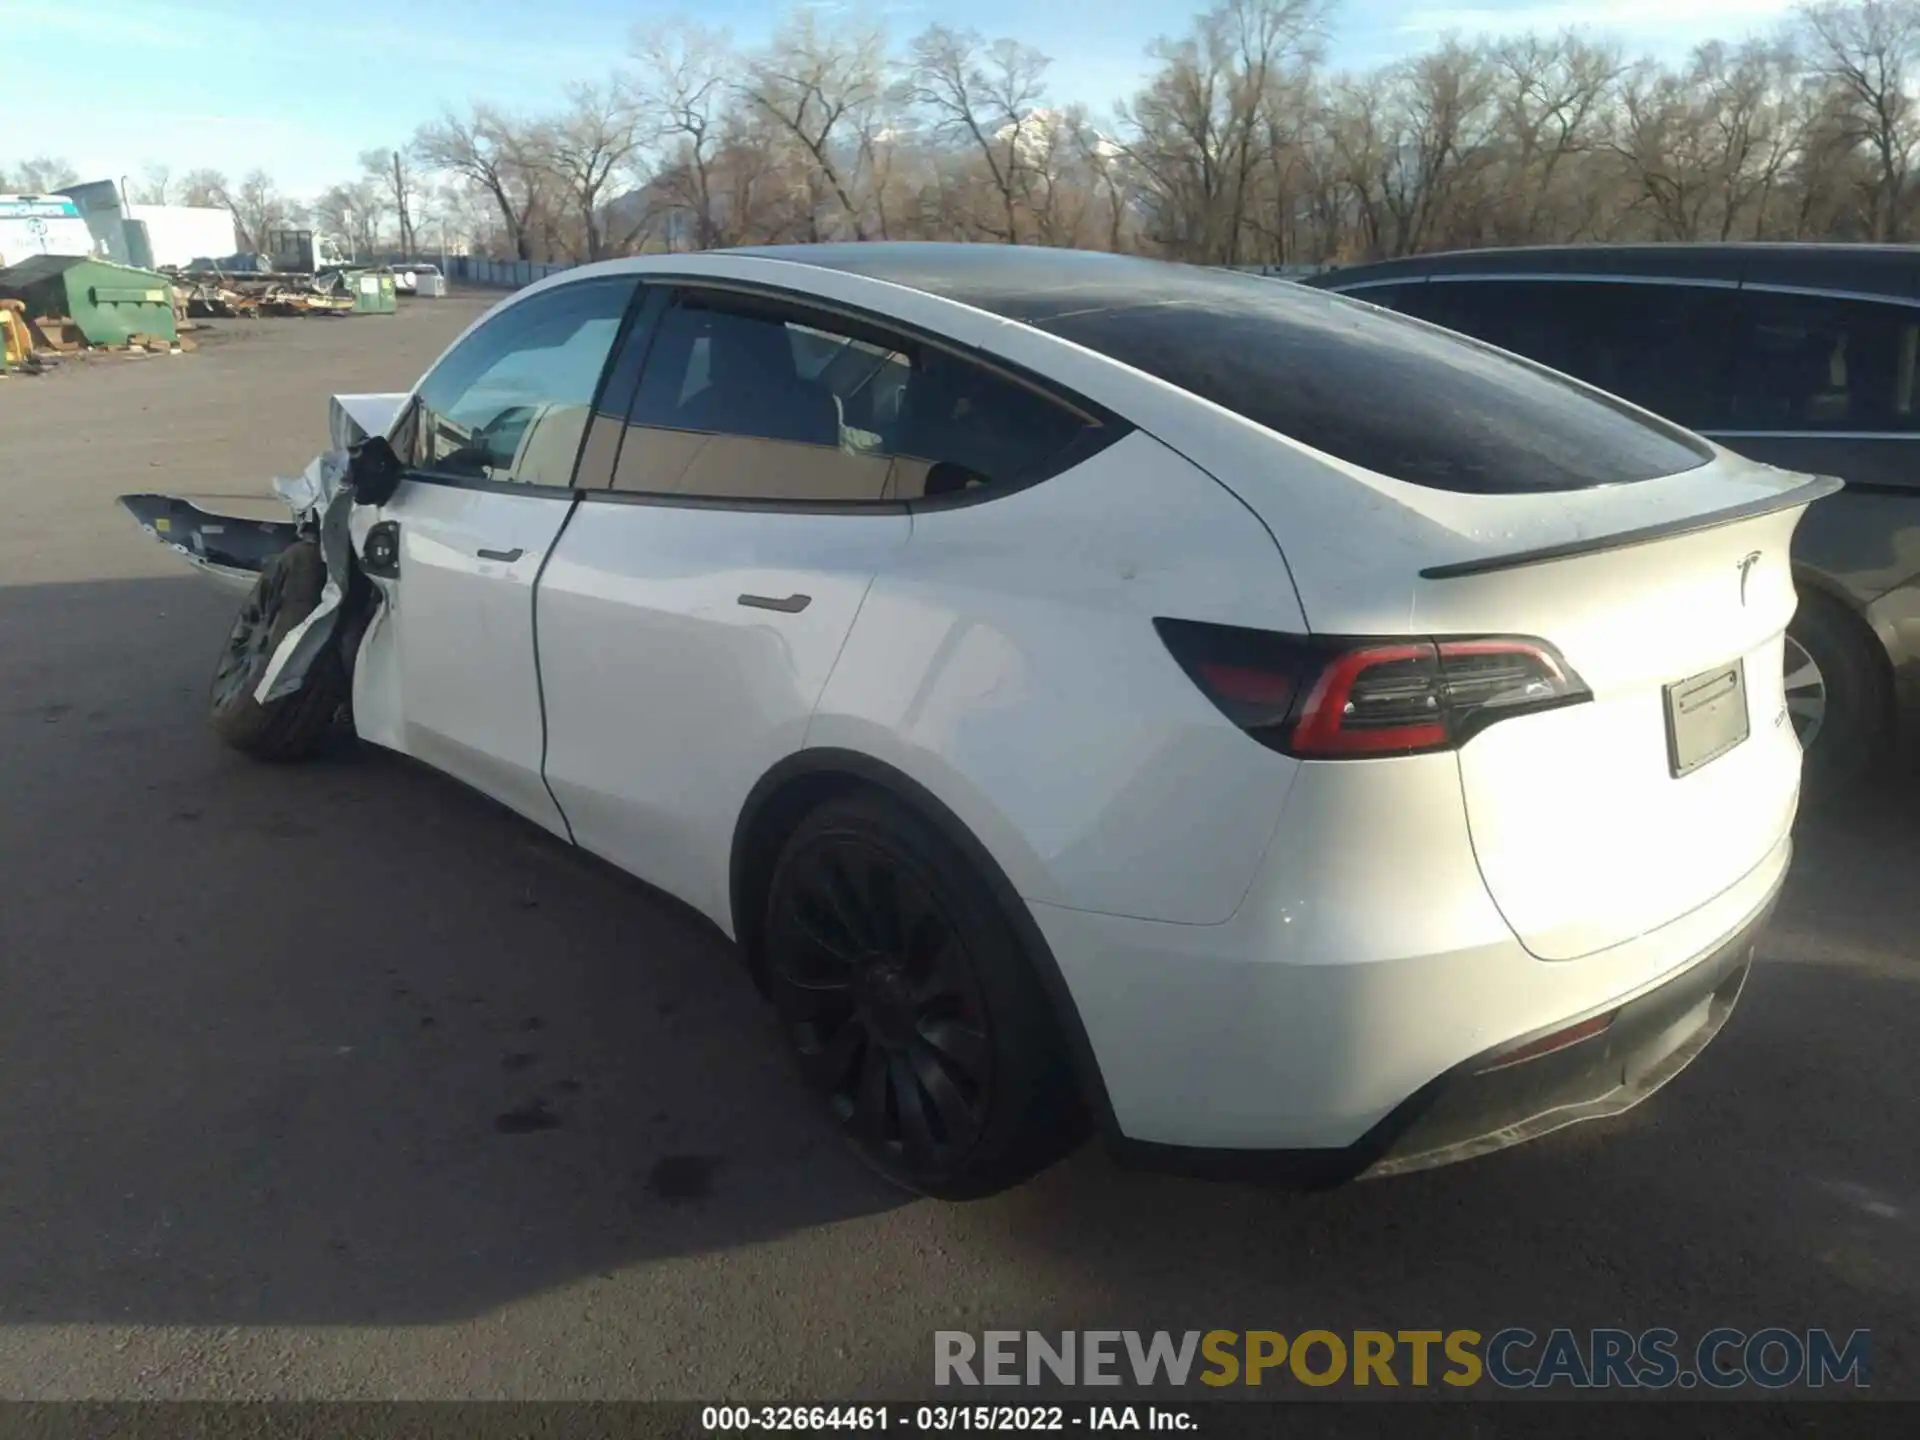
[1737, 551, 1762, 606]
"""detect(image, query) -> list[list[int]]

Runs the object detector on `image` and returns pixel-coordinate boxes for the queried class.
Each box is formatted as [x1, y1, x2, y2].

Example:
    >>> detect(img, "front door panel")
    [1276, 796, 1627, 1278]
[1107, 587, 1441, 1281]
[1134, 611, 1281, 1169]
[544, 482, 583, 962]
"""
[379, 478, 577, 835]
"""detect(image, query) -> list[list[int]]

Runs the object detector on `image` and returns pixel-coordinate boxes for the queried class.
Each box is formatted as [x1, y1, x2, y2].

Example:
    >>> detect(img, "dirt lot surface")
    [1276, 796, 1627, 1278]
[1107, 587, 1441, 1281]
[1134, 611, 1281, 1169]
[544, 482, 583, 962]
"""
[0, 295, 1916, 1401]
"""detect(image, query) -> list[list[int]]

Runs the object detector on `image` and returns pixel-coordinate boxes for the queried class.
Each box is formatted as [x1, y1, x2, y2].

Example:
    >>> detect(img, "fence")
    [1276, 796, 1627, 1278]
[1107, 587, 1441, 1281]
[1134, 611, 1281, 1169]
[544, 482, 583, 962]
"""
[445, 255, 583, 288]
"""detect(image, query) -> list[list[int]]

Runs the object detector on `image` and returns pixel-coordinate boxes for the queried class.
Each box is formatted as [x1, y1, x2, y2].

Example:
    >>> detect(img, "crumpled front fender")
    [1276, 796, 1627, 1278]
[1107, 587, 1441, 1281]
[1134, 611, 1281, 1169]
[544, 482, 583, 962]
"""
[253, 451, 355, 704]
[119, 392, 407, 706]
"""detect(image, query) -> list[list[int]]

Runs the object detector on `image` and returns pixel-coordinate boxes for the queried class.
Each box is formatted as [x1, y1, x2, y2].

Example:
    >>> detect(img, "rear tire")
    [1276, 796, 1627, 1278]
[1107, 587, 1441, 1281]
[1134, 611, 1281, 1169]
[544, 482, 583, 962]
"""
[762, 792, 1085, 1200]
[208, 543, 348, 762]
[1787, 591, 1891, 804]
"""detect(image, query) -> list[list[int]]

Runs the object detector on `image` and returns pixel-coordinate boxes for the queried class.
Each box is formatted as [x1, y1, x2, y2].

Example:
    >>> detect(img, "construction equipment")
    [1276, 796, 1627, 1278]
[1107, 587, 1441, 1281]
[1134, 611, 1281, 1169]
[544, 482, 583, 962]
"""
[1, 298, 30, 372]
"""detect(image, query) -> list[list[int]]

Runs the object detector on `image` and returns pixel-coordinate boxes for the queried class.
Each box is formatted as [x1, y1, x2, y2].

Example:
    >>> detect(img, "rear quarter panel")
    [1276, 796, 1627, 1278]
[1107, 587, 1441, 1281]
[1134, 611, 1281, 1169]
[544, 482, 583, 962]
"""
[806, 432, 1309, 926]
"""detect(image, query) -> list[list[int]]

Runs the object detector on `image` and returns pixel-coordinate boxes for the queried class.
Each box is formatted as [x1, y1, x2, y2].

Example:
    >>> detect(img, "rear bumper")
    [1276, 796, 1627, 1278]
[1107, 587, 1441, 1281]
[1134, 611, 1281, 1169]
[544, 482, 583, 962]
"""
[1032, 745, 1795, 1159]
[1105, 873, 1779, 1187]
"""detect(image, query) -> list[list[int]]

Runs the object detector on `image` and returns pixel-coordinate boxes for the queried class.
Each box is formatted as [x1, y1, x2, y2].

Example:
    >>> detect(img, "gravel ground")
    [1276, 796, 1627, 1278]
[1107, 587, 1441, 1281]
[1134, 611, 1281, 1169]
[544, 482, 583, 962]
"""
[0, 294, 1914, 1401]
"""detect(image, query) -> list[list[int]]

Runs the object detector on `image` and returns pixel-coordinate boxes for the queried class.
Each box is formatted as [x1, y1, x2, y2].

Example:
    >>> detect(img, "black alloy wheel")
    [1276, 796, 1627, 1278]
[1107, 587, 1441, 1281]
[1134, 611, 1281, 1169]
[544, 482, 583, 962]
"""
[763, 793, 1082, 1198]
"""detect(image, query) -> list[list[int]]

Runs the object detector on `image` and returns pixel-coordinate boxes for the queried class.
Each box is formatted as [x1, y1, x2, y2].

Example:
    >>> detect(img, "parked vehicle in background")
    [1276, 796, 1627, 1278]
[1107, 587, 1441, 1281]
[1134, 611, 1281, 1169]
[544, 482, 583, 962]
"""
[264, 228, 354, 276]
[388, 261, 444, 296]
[124, 203, 240, 270]
[123, 247, 1820, 1197]
[1306, 244, 1920, 799]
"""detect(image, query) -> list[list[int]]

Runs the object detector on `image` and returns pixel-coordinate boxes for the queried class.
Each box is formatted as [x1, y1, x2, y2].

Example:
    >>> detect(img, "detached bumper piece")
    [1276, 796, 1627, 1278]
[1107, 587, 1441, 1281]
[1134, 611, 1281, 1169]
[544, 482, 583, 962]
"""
[118, 494, 301, 578]
[1111, 890, 1776, 1189]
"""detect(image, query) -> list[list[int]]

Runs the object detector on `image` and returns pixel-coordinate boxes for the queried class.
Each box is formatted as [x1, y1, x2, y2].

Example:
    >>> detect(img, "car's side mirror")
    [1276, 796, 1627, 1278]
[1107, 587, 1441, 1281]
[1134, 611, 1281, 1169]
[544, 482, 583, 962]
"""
[347, 434, 404, 507]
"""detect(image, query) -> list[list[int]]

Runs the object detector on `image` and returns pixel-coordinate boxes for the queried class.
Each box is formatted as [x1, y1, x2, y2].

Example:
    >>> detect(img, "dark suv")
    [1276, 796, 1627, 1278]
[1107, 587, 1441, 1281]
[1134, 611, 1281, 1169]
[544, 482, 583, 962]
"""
[1306, 244, 1920, 798]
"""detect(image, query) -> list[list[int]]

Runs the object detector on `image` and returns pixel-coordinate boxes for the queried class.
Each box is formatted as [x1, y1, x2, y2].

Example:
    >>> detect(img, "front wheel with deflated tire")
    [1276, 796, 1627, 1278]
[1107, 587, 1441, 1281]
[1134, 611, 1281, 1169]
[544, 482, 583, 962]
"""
[762, 792, 1085, 1199]
[1786, 591, 1892, 803]
[208, 542, 349, 761]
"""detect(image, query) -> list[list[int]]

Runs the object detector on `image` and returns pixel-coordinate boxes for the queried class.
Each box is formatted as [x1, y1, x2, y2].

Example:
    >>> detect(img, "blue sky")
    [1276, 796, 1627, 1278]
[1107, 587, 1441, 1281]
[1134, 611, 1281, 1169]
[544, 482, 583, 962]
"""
[5, 0, 1800, 199]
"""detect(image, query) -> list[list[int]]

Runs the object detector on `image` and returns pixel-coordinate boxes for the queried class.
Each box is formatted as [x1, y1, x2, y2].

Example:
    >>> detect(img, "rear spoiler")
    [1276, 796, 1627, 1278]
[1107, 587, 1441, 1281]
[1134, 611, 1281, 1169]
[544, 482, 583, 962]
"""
[1419, 474, 1846, 581]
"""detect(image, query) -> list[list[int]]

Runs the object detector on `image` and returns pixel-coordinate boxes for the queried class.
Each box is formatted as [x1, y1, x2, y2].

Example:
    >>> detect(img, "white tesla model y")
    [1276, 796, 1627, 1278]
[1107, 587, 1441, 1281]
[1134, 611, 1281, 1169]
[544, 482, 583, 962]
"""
[124, 246, 1830, 1198]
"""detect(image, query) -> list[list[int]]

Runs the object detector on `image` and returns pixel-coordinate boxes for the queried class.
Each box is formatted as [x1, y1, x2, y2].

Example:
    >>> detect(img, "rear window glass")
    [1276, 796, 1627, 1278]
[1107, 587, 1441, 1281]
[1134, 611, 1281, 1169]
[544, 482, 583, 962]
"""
[1007, 273, 1711, 493]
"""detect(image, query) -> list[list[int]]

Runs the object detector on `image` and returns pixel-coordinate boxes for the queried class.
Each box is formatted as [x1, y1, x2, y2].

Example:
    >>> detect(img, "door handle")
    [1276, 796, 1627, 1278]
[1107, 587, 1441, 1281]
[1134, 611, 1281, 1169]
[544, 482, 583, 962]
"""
[477, 546, 525, 563]
[738, 593, 812, 613]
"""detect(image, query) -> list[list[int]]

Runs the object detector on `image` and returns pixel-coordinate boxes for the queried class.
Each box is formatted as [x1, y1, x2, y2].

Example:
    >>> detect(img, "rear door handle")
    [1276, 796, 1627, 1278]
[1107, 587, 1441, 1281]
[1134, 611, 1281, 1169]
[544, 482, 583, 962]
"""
[738, 593, 812, 613]
[477, 546, 525, 563]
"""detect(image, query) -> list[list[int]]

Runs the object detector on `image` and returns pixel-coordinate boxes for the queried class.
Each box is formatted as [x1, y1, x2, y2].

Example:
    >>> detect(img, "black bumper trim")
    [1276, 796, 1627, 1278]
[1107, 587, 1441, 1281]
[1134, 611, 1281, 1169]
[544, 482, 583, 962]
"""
[1107, 871, 1784, 1189]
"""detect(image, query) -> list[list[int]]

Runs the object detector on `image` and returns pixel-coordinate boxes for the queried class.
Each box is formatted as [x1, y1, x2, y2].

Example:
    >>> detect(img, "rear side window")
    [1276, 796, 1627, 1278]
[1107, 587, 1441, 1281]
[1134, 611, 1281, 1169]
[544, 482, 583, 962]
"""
[1726, 291, 1920, 432]
[1034, 272, 1710, 493]
[606, 290, 1100, 503]
[1413, 279, 1741, 432]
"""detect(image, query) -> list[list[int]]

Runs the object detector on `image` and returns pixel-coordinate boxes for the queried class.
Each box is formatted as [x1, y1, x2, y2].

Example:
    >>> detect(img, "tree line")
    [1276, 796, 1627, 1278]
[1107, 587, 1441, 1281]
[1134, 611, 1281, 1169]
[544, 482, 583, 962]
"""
[9, 0, 1920, 267]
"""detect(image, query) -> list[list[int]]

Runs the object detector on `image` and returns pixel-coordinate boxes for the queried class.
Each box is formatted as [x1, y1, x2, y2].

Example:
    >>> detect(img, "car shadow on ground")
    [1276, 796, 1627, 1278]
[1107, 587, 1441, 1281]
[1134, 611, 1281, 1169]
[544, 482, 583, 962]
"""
[0, 575, 908, 1327]
[3, 574, 1915, 1356]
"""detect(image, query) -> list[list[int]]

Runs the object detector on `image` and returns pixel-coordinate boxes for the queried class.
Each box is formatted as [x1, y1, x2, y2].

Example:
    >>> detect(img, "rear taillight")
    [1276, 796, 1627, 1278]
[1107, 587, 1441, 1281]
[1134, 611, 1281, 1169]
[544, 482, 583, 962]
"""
[1155, 620, 1590, 759]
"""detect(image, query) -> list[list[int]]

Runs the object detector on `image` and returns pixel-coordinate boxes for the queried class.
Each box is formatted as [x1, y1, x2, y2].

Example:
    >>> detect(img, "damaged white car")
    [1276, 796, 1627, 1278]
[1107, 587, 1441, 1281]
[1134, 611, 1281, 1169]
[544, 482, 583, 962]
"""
[125, 246, 1824, 1199]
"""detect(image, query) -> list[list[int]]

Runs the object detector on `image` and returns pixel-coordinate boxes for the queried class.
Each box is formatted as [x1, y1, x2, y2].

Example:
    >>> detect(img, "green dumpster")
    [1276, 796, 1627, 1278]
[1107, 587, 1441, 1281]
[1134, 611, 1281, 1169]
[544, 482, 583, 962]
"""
[348, 270, 396, 314]
[0, 254, 177, 347]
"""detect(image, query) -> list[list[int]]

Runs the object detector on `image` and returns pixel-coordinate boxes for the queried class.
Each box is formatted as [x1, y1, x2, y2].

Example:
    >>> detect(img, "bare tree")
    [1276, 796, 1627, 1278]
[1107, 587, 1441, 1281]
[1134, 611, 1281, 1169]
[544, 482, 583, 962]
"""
[1392, 43, 1499, 253]
[361, 147, 419, 254]
[413, 106, 552, 259]
[99, 2, 1920, 270]
[1798, 0, 1920, 239]
[907, 26, 1052, 242]
[1117, 0, 1328, 263]
[131, 163, 173, 205]
[178, 168, 232, 210]
[226, 169, 298, 251]
[713, 108, 806, 244]
[417, 178, 490, 255]
[314, 180, 386, 256]
[631, 20, 736, 249]
[1614, 59, 1720, 240]
[543, 81, 651, 260]
[1072, 109, 1136, 252]
[1613, 39, 1810, 242]
[8, 156, 79, 193]
[745, 11, 889, 240]
[1484, 31, 1623, 244]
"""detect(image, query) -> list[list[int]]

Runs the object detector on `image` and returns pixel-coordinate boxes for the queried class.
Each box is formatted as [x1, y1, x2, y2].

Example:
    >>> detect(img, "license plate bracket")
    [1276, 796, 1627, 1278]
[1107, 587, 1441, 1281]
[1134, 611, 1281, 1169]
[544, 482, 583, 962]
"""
[1664, 660, 1750, 778]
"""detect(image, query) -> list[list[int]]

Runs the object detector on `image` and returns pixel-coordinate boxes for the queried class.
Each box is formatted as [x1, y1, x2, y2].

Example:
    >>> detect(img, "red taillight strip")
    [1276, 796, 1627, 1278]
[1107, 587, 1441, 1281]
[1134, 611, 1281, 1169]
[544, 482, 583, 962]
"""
[1474, 1011, 1617, 1074]
[1289, 643, 1447, 757]
[1194, 661, 1298, 709]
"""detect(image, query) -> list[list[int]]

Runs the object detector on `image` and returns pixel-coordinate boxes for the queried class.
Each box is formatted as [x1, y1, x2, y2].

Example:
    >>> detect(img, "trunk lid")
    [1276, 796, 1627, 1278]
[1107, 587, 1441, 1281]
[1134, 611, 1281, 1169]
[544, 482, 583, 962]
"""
[1411, 486, 1821, 958]
[1205, 441, 1832, 961]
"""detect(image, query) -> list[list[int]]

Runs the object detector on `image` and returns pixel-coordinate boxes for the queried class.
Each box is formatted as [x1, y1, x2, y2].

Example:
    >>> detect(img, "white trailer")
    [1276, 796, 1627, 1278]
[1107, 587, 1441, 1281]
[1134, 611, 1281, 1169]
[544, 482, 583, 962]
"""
[126, 204, 240, 268]
[0, 195, 96, 266]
